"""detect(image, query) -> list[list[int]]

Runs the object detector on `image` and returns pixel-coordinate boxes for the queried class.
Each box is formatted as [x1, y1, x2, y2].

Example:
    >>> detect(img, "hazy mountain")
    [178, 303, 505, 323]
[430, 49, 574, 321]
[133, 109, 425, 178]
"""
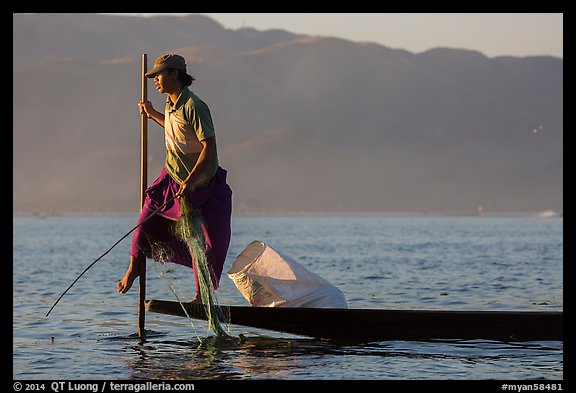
[13, 13, 563, 213]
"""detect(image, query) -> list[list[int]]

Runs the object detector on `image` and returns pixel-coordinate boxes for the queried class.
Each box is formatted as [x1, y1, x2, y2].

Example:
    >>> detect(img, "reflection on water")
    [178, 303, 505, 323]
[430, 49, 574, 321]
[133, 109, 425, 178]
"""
[126, 335, 297, 379]
[116, 334, 563, 380]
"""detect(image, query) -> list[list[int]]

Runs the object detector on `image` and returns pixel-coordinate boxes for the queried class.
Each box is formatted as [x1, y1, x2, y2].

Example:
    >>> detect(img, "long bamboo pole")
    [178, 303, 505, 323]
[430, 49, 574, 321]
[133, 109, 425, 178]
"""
[138, 53, 148, 339]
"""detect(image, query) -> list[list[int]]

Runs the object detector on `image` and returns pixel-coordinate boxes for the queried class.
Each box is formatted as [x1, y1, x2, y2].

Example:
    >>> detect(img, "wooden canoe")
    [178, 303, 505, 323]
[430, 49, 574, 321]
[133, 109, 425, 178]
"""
[145, 300, 563, 342]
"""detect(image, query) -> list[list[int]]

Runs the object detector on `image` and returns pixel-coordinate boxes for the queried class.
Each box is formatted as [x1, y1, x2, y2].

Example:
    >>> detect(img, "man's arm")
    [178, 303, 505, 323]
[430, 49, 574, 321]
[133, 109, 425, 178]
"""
[180, 137, 217, 191]
[139, 100, 165, 128]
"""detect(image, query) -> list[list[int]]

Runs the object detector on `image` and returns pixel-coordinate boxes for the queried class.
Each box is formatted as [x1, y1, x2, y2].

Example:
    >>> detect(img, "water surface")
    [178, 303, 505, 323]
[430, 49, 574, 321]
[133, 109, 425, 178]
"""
[13, 214, 563, 379]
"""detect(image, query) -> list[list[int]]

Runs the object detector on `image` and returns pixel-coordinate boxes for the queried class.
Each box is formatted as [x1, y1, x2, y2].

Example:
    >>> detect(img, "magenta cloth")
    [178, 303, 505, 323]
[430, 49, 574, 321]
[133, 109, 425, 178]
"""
[130, 166, 232, 295]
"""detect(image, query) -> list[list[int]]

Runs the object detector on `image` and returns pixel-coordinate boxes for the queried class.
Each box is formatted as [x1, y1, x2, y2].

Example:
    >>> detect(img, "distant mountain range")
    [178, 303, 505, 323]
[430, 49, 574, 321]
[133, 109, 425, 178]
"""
[13, 13, 563, 213]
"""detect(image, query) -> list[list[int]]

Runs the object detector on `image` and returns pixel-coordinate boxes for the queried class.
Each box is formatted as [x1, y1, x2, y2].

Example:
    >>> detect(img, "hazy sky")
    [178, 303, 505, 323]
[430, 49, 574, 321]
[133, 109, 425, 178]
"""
[103, 13, 563, 58]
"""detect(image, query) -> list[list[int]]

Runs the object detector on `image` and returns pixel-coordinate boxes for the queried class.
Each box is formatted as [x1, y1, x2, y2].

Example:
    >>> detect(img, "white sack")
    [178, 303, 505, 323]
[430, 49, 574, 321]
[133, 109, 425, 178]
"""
[227, 240, 348, 308]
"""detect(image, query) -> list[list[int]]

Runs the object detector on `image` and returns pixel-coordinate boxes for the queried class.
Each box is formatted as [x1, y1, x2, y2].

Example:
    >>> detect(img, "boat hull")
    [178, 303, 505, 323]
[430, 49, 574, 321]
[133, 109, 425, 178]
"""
[145, 300, 563, 342]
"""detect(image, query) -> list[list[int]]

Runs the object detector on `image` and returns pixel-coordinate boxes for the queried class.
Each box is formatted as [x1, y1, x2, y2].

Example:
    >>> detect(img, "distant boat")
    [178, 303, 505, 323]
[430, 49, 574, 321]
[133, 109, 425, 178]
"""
[535, 210, 558, 218]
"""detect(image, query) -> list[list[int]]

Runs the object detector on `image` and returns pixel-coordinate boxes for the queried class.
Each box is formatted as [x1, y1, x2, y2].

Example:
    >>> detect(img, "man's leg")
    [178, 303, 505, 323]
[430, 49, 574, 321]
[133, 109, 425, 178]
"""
[117, 254, 145, 294]
[199, 183, 233, 291]
[118, 206, 172, 294]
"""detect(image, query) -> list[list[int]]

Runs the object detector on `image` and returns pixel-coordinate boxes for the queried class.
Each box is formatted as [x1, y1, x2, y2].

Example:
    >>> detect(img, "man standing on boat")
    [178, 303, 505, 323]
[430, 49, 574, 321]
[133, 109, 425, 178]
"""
[117, 53, 232, 303]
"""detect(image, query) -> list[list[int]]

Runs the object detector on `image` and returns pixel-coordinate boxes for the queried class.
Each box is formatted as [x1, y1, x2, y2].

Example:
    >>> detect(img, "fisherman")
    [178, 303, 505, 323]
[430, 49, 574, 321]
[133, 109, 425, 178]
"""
[117, 53, 232, 303]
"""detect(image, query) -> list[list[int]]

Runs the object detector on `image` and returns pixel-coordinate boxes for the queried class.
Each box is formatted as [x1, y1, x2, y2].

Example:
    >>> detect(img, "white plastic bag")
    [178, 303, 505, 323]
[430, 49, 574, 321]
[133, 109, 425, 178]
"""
[227, 240, 348, 308]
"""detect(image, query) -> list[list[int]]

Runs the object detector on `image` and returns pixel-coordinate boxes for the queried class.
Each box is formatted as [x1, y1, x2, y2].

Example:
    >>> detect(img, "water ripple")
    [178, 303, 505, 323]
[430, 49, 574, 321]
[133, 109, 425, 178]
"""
[13, 214, 563, 379]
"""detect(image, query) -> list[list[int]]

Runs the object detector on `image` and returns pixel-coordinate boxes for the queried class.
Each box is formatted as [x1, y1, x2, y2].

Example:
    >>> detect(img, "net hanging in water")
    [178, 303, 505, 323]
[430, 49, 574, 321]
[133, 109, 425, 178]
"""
[172, 195, 228, 337]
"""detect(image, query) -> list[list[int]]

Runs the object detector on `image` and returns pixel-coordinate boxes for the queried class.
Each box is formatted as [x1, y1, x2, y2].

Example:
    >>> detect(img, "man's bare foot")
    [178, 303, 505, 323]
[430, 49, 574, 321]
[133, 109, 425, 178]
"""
[117, 257, 141, 294]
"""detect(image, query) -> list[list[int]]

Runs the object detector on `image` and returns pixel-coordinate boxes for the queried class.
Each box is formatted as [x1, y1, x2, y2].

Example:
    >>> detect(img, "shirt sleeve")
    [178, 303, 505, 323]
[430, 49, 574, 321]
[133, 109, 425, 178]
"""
[188, 99, 215, 141]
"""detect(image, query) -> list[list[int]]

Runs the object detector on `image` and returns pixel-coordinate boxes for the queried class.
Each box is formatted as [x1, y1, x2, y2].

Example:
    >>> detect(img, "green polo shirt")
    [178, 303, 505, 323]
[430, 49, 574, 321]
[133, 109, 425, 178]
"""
[164, 87, 219, 188]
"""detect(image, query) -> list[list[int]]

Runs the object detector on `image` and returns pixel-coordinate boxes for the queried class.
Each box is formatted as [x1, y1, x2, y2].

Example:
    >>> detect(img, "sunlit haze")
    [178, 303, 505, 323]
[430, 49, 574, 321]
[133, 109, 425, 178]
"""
[102, 13, 563, 58]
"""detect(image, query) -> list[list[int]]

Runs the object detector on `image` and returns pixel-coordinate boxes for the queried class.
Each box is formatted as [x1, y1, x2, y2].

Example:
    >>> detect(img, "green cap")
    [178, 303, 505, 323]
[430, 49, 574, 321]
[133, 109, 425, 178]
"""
[145, 53, 187, 78]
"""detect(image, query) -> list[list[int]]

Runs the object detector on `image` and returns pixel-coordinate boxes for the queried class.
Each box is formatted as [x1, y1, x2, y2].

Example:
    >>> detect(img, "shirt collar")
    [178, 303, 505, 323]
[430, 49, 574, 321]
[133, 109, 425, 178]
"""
[166, 87, 190, 113]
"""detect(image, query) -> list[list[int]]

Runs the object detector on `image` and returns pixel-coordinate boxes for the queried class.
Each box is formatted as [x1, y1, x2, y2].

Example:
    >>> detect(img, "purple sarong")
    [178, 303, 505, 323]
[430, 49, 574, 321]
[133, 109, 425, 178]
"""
[130, 166, 232, 295]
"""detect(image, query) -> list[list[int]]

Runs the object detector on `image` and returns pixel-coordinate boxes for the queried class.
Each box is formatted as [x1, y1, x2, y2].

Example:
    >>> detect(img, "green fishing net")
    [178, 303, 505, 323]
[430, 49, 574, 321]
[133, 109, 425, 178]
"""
[172, 195, 228, 337]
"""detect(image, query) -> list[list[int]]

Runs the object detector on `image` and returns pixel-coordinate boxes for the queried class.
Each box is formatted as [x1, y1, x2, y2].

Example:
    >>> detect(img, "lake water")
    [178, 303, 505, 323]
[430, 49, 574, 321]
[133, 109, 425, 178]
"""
[13, 213, 563, 380]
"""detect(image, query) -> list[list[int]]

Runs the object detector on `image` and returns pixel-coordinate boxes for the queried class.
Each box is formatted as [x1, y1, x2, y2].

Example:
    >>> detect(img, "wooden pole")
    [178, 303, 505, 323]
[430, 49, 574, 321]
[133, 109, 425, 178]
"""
[138, 53, 148, 339]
